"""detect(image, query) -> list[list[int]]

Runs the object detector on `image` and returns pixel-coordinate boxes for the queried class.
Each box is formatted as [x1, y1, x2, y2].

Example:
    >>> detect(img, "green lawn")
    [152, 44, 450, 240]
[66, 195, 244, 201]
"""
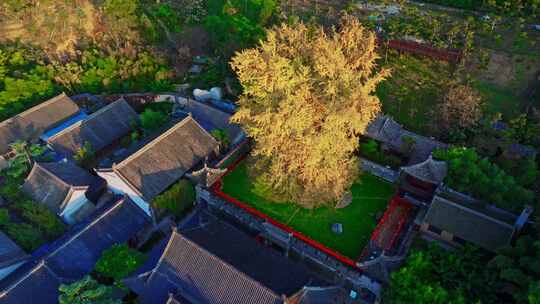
[473, 81, 525, 118]
[222, 162, 395, 259]
[377, 51, 452, 136]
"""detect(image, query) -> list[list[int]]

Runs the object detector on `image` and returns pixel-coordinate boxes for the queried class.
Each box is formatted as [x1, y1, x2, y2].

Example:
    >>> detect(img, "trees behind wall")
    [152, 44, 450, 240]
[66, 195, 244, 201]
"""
[433, 146, 536, 211]
[0, 46, 173, 122]
[385, 244, 498, 303]
[387, 236, 540, 303]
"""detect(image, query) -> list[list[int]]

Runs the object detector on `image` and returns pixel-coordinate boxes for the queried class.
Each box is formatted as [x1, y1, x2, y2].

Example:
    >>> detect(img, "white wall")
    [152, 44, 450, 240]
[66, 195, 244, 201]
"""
[97, 170, 152, 216]
[60, 190, 90, 225]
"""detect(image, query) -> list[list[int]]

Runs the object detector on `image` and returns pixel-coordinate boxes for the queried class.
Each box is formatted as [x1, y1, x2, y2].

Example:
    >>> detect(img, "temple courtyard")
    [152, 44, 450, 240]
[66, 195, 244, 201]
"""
[221, 162, 395, 259]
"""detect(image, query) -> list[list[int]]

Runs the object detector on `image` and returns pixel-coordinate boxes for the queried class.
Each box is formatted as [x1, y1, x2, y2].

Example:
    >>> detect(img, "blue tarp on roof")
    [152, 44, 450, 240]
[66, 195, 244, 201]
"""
[39, 111, 88, 142]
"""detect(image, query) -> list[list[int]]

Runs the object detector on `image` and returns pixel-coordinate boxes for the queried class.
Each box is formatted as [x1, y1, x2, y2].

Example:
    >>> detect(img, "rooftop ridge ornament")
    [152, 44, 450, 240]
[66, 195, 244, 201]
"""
[187, 157, 227, 188]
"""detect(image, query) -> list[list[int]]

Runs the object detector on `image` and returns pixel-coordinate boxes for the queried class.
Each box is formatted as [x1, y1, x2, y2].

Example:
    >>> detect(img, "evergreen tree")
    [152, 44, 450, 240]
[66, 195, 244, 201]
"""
[58, 276, 120, 304]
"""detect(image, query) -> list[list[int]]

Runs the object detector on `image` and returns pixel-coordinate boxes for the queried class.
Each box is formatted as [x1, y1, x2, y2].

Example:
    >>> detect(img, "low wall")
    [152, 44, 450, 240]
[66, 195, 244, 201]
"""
[360, 158, 399, 183]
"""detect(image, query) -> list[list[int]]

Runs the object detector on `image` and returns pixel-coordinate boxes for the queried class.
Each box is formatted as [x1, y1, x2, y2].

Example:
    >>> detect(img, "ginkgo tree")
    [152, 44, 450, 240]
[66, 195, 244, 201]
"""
[230, 15, 389, 207]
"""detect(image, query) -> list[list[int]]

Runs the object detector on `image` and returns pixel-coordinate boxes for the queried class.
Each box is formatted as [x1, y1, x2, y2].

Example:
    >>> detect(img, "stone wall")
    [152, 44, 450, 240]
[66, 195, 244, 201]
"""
[360, 157, 399, 183]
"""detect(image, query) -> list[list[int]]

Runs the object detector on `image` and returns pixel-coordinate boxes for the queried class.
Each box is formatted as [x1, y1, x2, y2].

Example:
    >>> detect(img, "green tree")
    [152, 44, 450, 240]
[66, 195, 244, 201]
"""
[231, 16, 389, 207]
[211, 128, 231, 152]
[530, 281, 540, 304]
[74, 141, 95, 165]
[433, 147, 535, 211]
[8, 141, 46, 180]
[94, 244, 146, 281]
[5, 223, 43, 252]
[0, 209, 9, 227]
[140, 109, 168, 133]
[58, 275, 120, 304]
[490, 237, 540, 303]
[203, 0, 277, 52]
[152, 179, 195, 218]
[503, 114, 540, 146]
[385, 243, 496, 303]
[101, 0, 142, 49]
[15, 200, 65, 240]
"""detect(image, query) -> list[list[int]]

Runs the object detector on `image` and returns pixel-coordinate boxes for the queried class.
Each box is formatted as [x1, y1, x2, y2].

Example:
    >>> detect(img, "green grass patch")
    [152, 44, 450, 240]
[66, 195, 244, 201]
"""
[473, 81, 524, 118]
[377, 51, 452, 136]
[221, 162, 395, 258]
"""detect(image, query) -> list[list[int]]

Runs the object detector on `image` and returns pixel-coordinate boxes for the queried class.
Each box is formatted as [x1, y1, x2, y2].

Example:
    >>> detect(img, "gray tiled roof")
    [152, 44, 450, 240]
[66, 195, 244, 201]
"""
[125, 213, 328, 304]
[166, 294, 189, 304]
[181, 214, 325, 295]
[114, 116, 218, 201]
[0, 93, 80, 154]
[365, 115, 447, 165]
[424, 195, 515, 251]
[400, 155, 447, 184]
[48, 98, 138, 158]
[0, 196, 150, 304]
[365, 115, 402, 144]
[0, 262, 64, 304]
[46, 196, 150, 279]
[183, 98, 243, 143]
[0, 232, 28, 269]
[125, 231, 282, 304]
[22, 162, 97, 214]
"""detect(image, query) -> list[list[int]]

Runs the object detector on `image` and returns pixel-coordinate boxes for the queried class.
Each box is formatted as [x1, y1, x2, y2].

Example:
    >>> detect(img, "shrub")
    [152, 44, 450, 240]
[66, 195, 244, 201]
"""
[58, 275, 120, 304]
[152, 179, 195, 218]
[94, 243, 146, 281]
[15, 200, 66, 240]
[211, 128, 230, 152]
[140, 109, 168, 133]
[0, 208, 10, 227]
[5, 223, 44, 252]
[74, 141, 95, 165]
[360, 139, 402, 168]
[143, 101, 173, 115]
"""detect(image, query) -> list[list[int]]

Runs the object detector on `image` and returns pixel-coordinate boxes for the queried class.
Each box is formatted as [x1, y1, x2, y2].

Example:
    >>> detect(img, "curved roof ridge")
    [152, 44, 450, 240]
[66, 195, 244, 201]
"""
[47, 98, 131, 142]
[116, 116, 201, 169]
[401, 155, 447, 184]
[0, 93, 71, 125]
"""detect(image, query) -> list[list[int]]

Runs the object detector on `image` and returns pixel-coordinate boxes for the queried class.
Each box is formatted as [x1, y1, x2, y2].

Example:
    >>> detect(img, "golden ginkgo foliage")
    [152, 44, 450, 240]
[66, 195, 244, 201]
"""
[230, 15, 390, 207]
